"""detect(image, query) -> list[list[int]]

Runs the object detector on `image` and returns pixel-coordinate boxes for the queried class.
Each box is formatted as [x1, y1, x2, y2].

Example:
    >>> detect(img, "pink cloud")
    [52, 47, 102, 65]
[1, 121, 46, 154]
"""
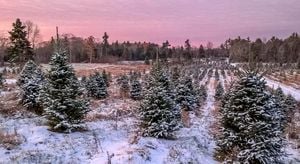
[0, 0, 299, 46]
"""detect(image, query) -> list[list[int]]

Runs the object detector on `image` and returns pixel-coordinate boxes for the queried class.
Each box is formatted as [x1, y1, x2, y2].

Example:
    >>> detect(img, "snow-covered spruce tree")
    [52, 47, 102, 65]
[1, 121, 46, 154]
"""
[81, 76, 87, 87]
[214, 82, 224, 101]
[130, 78, 142, 100]
[215, 71, 285, 163]
[41, 49, 89, 132]
[196, 84, 207, 104]
[129, 71, 139, 83]
[175, 75, 198, 111]
[139, 63, 179, 139]
[18, 60, 45, 112]
[284, 94, 297, 123]
[102, 70, 110, 87]
[0, 73, 5, 88]
[273, 87, 288, 131]
[86, 72, 108, 99]
[171, 66, 180, 86]
[119, 74, 130, 98]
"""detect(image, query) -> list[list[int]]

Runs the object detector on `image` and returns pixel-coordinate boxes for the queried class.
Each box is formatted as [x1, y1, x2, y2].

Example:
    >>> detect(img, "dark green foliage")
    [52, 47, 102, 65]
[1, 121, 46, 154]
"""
[7, 18, 34, 65]
[284, 94, 297, 123]
[18, 60, 45, 112]
[273, 87, 288, 130]
[139, 63, 179, 138]
[102, 70, 110, 87]
[145, 56, 150, 65]
[216, 72, 285, 163]
[86, 72, 108, 99]
[196, 84, 207, 103]
[214, 82, 224, 101]
[130, 78, 142, 100]
[175, 76, 198, 111]
[41, 50, 89, 132]
[0, 73, 5, 88]
[171, 66, 180, 86]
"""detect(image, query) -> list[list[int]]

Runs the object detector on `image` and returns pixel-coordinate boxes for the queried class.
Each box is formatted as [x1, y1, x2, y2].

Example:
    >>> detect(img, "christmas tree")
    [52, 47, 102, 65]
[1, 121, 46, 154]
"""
[214, 82, 224, 101]
[139, 63, 179, 138]
[0, 73, 5, 88]
[284, 94, 297, 123]
[86, 72, 108, 99]
[195, 84, 207, 104]
[41, 49, 89, 132]
[175, 75, 198, 111]
[216, 71, 285, 163]
[18, 60, 44, 112]
[119, 74, 130, 98]
[102, 70, 110, 87]
[130, 78, 142, 100]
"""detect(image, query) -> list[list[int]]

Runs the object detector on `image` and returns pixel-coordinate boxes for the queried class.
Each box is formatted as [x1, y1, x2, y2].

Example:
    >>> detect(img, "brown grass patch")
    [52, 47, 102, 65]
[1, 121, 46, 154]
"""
[0, 128, 23, 149]
[74, 64, 150, 77]
[0, 91, 26, 116]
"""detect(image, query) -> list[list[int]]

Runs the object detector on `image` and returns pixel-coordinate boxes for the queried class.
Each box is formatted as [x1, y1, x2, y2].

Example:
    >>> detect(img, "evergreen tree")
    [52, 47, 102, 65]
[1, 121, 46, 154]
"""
[0, 73, 5, 88]
[139, 63, 179, 138]
[7, 18, 34, 65]
[102, 70, 110, 87]
[18, 60, 44, 112]
[171, 66, 180, 86]
[130, 78, 142, 100]
[214, 82, 224, 101]
[41, 49, 89, 132]
[86, 72, 108, 99]
[284, 94, 297, 123]
[196, 84, 207, 104]
[216, 72, 285, 163]
[274, 87, 288, 130]
[144, 56, 150, 65]
[81, 76, 87, 87]
[102, 32, 109, 56]
[175, 76, 198, 111]
[119, 74, 130, 98]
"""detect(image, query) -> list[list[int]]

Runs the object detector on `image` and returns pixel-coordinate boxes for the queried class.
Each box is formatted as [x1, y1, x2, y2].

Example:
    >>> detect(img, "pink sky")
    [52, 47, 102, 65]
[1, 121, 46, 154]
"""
[0, 0, 299, 46]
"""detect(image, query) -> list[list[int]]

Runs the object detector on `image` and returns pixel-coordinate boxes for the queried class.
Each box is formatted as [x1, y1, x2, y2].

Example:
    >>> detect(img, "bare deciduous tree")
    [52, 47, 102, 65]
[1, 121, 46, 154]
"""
[24, 20, 41, 49]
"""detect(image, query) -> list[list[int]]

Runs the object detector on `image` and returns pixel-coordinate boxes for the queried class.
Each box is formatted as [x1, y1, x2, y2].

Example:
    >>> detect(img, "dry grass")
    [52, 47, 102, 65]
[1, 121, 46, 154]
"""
[0, 91, 26, 116]
[73, 63, 149, 77]
[0, 128, 23, 149]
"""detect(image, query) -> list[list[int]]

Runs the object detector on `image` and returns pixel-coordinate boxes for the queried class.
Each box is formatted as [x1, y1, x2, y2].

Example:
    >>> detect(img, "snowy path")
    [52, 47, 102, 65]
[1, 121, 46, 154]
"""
[92, 71, 218, 164]
[264, 77, 300, 101]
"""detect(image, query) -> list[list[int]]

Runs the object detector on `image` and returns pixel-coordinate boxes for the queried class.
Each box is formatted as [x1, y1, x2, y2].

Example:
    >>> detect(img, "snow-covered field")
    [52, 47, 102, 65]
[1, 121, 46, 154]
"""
[0, 63, 300, 163]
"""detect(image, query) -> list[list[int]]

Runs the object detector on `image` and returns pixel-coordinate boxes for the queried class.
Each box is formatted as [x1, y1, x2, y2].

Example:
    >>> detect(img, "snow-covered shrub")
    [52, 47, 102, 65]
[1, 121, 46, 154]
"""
[41, 50, 89, 132]
[215, 71, 285, 163]
[139, 63, 179, 139]
[175, 75, 198, 111]
[18, 60, 45, 112]
[86, 72, 108, 99]
[214, 82, 224, 101]
[130, 78, 142, 100]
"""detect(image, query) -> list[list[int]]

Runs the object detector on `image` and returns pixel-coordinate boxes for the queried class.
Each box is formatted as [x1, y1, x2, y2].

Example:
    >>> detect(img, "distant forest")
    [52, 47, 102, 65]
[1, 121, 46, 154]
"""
[0, 19, 299, 65]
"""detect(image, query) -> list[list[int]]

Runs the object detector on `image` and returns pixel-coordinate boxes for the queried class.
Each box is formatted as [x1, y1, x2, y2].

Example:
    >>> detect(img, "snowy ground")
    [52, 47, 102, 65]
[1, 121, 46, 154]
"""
[265, 77, 300, 101]
[1, 66, 300, 163]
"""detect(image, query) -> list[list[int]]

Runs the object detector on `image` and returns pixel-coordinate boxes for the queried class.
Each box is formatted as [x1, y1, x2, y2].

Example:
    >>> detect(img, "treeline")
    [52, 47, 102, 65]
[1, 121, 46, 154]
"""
[34, 35, 228, 63]
[0, 18, 228, 65]
[228, 33, 300, 65]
